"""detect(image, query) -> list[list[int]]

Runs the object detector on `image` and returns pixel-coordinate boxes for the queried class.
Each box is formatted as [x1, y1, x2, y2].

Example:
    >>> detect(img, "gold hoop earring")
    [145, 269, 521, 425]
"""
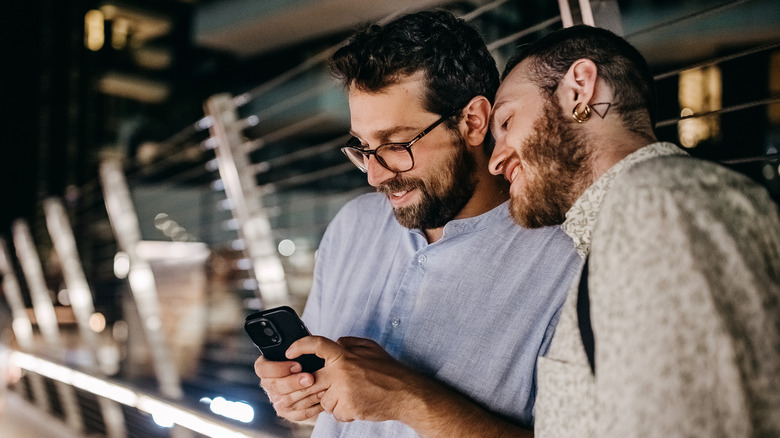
[572, 103, 591, 123]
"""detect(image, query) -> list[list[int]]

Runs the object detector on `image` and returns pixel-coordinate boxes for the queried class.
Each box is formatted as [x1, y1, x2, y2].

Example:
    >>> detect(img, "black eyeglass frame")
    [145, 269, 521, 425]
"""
[340, 113, 454, 173]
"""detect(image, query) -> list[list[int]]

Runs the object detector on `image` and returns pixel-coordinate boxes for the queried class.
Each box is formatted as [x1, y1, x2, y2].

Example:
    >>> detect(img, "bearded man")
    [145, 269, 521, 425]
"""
[253, 10, 580, 438]
[489, 25, 780, 437]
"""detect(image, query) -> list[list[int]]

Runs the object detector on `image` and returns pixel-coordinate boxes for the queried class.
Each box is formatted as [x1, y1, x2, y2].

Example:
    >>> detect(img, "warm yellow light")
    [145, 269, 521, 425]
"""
[112, 17, 130, 50]
[100, 4, 118, 20]
[85, 10, 105, 51]
[678, 66, 722, 148]
[770, 53, 780, 124]
[89, 312, 107, 333]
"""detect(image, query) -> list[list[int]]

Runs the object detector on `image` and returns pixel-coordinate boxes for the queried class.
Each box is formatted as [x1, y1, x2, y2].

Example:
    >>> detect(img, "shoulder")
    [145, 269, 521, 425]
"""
[616, 155, 763, 196]
[607, 155, 779, 221]
[481, 205, 580, 275]
[593, 155, 780, 284]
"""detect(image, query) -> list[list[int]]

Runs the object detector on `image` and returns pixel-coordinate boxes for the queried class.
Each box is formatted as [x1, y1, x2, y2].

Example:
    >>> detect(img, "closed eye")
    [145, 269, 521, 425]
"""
[500, 116, 511, 131]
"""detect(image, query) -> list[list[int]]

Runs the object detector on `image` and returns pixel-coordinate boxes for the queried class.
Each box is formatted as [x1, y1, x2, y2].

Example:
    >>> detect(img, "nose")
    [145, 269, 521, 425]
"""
[366, 155, 396, 187]
[488, 138, 508, 176]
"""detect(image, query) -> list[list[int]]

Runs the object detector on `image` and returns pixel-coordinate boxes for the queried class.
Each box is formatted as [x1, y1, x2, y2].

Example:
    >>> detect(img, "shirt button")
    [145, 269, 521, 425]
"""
[418, 255, 427, 264]
[391, 317, 401, 328]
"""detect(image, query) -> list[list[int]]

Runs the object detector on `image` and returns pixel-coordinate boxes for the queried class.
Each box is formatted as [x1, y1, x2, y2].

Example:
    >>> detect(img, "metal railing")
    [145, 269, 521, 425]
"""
[1, 0, 778, 436]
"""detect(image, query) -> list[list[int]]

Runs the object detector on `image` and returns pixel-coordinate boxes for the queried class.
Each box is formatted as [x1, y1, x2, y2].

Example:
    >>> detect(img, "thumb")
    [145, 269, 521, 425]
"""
[287, 335, 343, 363]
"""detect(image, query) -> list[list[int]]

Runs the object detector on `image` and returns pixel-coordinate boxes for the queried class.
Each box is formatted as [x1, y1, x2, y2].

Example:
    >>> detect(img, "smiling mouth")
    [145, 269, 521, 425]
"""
[389, 188, 415, 203]
[384, 187, 417, 208]
[380, 176, 420, 206]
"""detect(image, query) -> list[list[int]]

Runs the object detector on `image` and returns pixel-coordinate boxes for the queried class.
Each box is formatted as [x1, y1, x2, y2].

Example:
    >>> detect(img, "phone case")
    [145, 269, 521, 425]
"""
[244, 305, 325, 373]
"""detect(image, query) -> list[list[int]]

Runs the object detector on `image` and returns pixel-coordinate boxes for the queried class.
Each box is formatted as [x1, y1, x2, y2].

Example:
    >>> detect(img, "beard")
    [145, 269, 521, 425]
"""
[379, 135, 478, 230]
[509, 97, 592, 228]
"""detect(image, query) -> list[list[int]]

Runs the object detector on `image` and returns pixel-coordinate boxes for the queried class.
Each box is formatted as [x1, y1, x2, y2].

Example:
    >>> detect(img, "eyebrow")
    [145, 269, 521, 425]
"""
[349, 125, 423, 144]
[489, 101, 507, 131]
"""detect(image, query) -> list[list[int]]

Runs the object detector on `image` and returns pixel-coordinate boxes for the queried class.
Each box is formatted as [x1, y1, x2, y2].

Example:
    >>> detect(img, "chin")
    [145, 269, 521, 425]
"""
[509, 198, 564, 229]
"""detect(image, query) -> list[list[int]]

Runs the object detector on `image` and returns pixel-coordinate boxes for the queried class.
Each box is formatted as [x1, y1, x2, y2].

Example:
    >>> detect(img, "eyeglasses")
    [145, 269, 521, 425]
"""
[340, 114, 452, 173]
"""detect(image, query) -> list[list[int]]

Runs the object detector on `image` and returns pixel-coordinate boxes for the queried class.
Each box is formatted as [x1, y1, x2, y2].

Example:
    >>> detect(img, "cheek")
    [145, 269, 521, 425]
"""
[503, 132, 529, 163]
[510, 157, 545, 195]
[505, 120, 534, 153]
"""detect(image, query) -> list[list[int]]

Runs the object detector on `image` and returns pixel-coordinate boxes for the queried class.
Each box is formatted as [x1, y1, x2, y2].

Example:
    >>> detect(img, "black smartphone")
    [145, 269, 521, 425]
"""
[244, 305, 325, 373]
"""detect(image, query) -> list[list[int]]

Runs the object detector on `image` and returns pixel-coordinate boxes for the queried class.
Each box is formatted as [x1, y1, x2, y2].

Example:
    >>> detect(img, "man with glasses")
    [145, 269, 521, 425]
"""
[254, 11, 580, 437]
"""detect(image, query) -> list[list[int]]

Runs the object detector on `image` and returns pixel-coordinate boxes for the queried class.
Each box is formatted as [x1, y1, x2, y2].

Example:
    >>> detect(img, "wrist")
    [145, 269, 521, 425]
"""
[394, 374, 469, 436]
[393, 374, 532, 438]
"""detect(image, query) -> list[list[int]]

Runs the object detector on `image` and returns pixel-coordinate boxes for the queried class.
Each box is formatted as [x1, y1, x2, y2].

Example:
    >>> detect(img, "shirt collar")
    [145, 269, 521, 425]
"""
[562, 142, 688, 258]
[410, 201, 511, 240]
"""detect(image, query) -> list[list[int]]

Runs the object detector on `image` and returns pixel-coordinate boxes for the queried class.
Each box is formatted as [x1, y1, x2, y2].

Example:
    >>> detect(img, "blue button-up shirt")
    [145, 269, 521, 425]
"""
[303, 193, 580, 437]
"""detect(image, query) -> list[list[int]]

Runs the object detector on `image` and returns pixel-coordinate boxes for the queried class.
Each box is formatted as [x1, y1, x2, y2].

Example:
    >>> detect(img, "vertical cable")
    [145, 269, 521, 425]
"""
[579, 0, 596, 25]
[558, 0, 575, 27]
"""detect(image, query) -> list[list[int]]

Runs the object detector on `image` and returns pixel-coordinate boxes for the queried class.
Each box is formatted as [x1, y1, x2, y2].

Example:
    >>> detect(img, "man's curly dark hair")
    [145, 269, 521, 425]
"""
[329, 10, 499, 128]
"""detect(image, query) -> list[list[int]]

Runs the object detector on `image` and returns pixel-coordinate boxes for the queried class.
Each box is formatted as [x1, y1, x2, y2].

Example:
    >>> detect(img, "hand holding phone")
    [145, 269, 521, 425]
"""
[244, 306, 325, 373]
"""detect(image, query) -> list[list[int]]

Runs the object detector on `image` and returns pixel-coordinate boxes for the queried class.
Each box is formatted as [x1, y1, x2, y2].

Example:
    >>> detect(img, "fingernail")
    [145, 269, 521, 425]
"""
[299, 375, 313, 386]
[290, 363, 302, 373]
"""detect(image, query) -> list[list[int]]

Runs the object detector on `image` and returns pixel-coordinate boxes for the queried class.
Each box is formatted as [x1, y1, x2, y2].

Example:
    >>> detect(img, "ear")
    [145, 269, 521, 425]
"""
[459, 95, 491, 148]
[558, 59, 598, 109]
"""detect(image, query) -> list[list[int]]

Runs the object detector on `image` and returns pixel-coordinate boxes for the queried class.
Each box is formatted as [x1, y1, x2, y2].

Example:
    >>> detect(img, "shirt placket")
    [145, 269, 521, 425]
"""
[380, 244, 430, 356]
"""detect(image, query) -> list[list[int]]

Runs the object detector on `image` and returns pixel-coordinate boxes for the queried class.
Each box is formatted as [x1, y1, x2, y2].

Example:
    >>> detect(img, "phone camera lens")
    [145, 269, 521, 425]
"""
[263, 327, 274, 337]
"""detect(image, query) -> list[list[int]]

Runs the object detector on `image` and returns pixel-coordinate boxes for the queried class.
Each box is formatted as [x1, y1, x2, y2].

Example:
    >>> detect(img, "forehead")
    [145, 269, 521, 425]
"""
[347, 74, 430, 133]
[493, 62, 542, 112]
[498, 61, 536, 97]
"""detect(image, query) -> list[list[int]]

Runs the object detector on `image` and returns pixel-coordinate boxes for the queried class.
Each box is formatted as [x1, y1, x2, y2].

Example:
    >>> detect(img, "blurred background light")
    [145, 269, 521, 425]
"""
[113, 251, 131, 279]
[84, 9, 104, 51]
[278, 239, 295, 256]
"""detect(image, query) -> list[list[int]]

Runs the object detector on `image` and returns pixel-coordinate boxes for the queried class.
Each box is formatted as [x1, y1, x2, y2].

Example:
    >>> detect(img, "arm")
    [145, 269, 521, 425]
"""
[591, 161, 780, 436]
[287, 336, 533, 438]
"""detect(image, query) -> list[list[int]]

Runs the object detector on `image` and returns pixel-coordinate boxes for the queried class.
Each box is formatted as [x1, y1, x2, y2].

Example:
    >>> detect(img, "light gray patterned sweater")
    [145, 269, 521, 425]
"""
[535, 142, 780, 437]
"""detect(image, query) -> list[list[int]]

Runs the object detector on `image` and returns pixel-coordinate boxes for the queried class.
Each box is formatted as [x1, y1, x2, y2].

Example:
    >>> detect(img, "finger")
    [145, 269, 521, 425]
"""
[286, 336, 343, 363]
[283, 391, 325, 412]
[337, 337, 389, 359]
[254, 355, 302, 379]
[271, 379, 328, 409]
[337, 336, 380, 349]
[277, 402, 324, 423]
[260, 372, 316, 397]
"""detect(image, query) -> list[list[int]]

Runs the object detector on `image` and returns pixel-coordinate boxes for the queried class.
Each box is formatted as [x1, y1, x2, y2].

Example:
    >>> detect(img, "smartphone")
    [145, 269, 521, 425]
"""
[244, 305, 325, 373]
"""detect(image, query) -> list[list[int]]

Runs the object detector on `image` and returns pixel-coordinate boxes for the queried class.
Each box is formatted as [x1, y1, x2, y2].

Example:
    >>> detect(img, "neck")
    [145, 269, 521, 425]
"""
[422, 174, 508, 243]
[586, 126, 656, 184]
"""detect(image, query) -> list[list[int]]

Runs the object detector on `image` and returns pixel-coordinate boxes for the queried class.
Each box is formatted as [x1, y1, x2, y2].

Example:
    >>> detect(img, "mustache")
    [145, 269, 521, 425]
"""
[378, 175, 424, 195]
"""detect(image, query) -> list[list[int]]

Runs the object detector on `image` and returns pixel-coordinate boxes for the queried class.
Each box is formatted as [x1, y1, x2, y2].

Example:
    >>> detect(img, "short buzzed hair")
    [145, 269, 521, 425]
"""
[504, 25, 657, 137]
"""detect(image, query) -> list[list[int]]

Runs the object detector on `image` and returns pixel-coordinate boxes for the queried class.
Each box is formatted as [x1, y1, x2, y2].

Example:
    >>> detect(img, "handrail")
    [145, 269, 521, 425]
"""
[10, 351, 276, 438]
